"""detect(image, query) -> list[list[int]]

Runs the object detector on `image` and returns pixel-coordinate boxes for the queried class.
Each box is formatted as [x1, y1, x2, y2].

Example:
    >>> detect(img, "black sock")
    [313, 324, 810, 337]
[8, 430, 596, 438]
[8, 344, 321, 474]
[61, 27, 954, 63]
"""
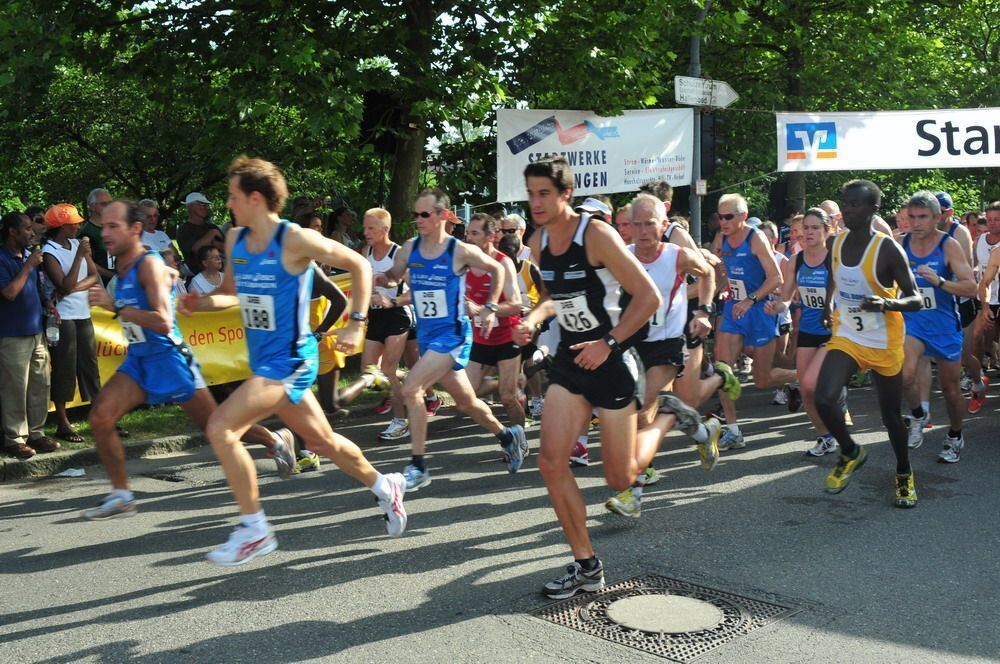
[497, 427, 514, 446]
[411, 455, 425, 472]
[911, 406, 925, 419]
[948, 428, 962, 438]
[845, 444, 860, 459]
[576, 556, 600, 572]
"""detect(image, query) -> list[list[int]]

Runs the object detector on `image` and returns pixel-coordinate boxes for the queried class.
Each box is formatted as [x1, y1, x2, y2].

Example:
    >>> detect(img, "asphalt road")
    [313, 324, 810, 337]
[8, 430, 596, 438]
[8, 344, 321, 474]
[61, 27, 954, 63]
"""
[2, 381, 999, 663]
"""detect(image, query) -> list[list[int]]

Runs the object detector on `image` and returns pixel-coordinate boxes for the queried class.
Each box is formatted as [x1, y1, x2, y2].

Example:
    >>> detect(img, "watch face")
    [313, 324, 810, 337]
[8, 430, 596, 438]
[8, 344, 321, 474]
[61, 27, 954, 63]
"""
[114, 300, 125, 309]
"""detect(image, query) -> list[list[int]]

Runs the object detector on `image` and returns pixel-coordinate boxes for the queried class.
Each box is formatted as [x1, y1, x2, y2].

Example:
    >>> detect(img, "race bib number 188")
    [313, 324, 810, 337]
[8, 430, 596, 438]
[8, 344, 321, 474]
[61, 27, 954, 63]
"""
[239, 293, 276, 331]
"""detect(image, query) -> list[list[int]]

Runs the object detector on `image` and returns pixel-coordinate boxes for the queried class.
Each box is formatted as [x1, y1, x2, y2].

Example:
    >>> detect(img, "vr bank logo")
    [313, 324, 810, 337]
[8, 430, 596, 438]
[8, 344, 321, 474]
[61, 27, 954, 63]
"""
[786, 122, 838, 160]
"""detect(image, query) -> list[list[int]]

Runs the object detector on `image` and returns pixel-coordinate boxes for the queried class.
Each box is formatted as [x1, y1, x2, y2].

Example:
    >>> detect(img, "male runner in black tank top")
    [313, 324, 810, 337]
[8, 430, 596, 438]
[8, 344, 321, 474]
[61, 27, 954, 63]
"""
[514, 157, 711, 599]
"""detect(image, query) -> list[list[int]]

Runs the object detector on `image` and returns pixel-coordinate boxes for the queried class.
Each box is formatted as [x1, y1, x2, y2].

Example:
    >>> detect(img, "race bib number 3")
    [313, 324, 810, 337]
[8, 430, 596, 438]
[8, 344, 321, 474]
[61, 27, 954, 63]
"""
[845, 305, 884, 333]
[414, 289, 448, 319]
[918, 286, 937, 310]
[800, 286, 826, 310]
[120, 321, 146, 344]
[729, 278, 747, 301]
[555, 295, 599, 332]
[239, 293, 276, 331]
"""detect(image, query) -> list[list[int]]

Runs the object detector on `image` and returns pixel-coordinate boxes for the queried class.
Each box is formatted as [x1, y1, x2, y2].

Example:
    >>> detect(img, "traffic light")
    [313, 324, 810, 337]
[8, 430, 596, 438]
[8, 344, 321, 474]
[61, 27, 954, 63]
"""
[700, 112, 725, 177]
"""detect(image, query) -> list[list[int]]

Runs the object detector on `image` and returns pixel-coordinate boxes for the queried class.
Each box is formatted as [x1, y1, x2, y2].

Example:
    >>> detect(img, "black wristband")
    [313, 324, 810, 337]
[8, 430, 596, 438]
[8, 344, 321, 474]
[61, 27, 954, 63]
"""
[603, 333, 621, 353]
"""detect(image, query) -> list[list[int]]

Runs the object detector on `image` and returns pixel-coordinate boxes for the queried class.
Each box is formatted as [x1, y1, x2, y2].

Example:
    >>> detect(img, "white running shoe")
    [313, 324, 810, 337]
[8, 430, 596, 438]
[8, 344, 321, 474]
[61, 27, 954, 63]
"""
[938, 434, 964, 464]
[718, 426, 745, 450]
[906, 414, 926, 448]
[772, 388, 788, 405]
[81, 494, 137, 520]
[206, 526, 277, 567]
[403, 464, 431, 491]
[268, 428, 297, 480]
[378, 418, 410, 440]
[377, 473, 408, 537]
[807, 435, 839, 457]
[528, 397, 544, 420]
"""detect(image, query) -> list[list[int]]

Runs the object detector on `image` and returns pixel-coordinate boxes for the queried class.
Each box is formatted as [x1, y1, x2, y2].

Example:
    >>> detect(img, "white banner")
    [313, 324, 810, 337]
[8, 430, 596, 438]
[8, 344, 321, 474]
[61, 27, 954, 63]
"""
[496, 109, 693, 202]
[777, 108, 1000, 172]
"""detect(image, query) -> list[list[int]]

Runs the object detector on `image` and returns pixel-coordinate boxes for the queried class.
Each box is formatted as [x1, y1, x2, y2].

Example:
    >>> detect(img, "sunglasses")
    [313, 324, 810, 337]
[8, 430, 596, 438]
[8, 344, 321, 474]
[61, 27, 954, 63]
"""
[719, 213, 740, 221]
[413, 211, 433, 219]
[500, 228, 518, 234]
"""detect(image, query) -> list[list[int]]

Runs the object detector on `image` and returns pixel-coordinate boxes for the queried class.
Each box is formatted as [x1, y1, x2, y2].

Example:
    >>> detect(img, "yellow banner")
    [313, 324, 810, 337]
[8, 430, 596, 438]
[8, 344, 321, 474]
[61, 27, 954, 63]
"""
[62, 273, 354, 409]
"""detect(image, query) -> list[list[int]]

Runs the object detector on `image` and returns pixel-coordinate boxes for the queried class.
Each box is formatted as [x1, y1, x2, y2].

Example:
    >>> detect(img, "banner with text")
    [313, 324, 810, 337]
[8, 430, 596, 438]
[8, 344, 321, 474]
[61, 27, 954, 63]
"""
[777, 108, 1000, 172]
[496, 108, 693, 202]
[62, 274, 354, 409]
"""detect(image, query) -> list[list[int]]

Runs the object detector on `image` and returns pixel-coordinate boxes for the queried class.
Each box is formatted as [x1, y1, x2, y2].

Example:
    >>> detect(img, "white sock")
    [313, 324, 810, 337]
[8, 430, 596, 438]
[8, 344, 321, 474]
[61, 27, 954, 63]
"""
[371, 472, 392, 501]
[631, 485, 644, 500]
[362, 374, 376, 388]
[111, 488, 134, 503]
[531, 350, 545, 364]
[239, 510, 268, 534]
[690, 423, 709, 443]
[726, 423, 741, 435]
[920, 401, 930, 418]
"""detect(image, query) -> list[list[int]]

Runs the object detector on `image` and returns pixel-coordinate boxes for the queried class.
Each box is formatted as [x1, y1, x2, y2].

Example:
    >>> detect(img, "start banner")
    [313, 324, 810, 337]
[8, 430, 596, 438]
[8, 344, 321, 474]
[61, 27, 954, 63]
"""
[62, 273, 354, 409]
[777, 108, 1000, 172]
[496, 108, 693, 202]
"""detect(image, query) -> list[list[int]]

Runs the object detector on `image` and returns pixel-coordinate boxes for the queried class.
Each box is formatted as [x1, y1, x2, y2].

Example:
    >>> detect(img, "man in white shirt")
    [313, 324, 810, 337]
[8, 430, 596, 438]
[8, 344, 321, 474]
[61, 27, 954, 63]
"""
[139, 199, 172, 252]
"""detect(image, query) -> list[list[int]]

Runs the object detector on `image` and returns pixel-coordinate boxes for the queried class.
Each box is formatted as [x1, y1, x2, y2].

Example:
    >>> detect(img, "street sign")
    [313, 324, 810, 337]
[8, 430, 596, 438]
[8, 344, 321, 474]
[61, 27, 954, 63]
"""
[674, 76, 739, 109]
[695, 179, 707, 196]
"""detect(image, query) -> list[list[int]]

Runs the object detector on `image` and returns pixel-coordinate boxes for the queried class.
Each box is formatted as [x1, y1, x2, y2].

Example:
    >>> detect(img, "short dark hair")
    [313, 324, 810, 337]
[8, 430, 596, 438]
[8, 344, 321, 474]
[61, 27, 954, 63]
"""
[1, 211, 28, 243]
[498, 233, 521, 262]
[23, 205, 45, 221]
[471, 212, 498, 235]
[110, 198, 144, 227]
[842, 179, 882, 207]
[417, 187, 450, 212]
[523, 156, 574, 192]
[197, 244, 220, 267]
[639, 181, 673, 203]
[228, 156, 289, 213]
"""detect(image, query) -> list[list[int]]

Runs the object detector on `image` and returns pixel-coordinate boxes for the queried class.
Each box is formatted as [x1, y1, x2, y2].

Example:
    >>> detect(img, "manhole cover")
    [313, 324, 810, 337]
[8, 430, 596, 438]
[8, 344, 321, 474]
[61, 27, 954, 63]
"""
[530, 573, 800, 662]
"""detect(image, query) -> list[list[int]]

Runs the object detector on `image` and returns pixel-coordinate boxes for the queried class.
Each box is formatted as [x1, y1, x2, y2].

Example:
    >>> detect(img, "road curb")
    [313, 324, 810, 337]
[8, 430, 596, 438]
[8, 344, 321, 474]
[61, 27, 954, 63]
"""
[0, 399, 424, 482]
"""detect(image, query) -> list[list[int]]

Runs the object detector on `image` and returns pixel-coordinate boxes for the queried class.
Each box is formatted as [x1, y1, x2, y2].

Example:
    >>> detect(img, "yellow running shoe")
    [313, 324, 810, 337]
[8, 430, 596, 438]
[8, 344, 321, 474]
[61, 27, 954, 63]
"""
[605, 488, 641, 518]
[894, 472, 917, 508]
[698, 417, 722, 471]
[363, 364, 391, 392]
[825, 445, 867, 493]
[714, 361, 742, 401]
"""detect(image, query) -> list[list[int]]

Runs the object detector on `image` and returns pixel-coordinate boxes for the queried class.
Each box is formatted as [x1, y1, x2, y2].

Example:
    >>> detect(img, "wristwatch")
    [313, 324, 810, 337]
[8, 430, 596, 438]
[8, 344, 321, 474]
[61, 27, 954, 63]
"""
[349, 312, 368, 323]
[113, 299, 126, 319]
[603, 333, 621, 353]
[483, 302, 500, 313]
[748, 293, 759, 303]
[389, 297, 398, 307]
[696, 303, 716, 315]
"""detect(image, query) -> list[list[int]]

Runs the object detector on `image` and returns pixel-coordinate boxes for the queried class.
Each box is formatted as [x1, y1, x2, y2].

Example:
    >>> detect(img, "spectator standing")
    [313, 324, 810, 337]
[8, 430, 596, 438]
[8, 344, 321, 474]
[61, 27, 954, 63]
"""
[25, 206, 47, 241]
[188, 245, 224, 295]
[0, 212, 58, 459]
[78, 188, 115, 283]
[176, 192, 224, 274]
[160, 247, 188, 299]
[139, 199, 172, 252]
[41, 204, 101, 443]
[326, 207, 360, 249]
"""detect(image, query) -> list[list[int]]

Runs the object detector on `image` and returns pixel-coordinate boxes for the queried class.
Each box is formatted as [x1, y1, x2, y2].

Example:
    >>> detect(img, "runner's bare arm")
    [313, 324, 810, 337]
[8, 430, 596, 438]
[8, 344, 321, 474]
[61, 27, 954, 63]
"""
[586, 221, 661, 343]
[179, 228, 240, 313]
[286, 225, 372, 317]
[766, 255, 797, 315]
[88, 257, 173, 334]
[458, 241, 505, 306]
[748, 230, 784, 299]
[871, 238, 921, 312]
[941, 237, 978, 298]
[375, 238, 413, 287]
[312, 264, 348, 335]
[979, 250, 1000, 312]
[494, 254, 522, 317]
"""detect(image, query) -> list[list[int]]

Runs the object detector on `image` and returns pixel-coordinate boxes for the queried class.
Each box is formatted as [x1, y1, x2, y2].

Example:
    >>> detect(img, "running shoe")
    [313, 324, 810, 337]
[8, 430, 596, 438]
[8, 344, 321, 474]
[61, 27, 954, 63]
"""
[503, 424, 529, 473]
[714, 361, 742, 401]
[784, 383, 802, 413]
[656, 392, 701, 434]
[959, 373, 973, 394]
[378, 418, 410, 440]
[543, 560, 605, 600]
[735, 354, 752, 378]
[206, 526, 277, 567]
[825, 445, 867, 494]
[698, 417, 722, 471]
[424, 394, 442, 416]
[81, 494, 137, 520]
[374, 396, 393, 416]
[894, 472, 917, 508]
[569, 439, 590, 467]
[377, 473, 408, 537]
[968, 376, 990, 414]
[643, 466, 660, 485]
[906, 414, 926, 448]
[772, 388, 788, 405]
[524, 354, 553, 379]
[294, 450, 321, 473]
[605, 489, 641, 518]
[848, 370, 871, 388]
[362, 364, 391, 392]
[402, 464, 431, 491]
[267, 427, 297, 480]
[938, 434, 964, 464]
[718, 426, 745, 451]
[807, 435, 838, 457]
[844, 410, 854, 427]
[589, 414, 600, 430]
[528, 396, 544, 420]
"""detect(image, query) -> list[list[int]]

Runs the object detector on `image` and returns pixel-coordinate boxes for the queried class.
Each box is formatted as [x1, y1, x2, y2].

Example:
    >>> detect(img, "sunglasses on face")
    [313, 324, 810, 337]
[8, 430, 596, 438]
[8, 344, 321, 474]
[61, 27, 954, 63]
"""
[719, 213, 739, 221]
[500, 228, 518, 234]
[413, 211, 433, 219]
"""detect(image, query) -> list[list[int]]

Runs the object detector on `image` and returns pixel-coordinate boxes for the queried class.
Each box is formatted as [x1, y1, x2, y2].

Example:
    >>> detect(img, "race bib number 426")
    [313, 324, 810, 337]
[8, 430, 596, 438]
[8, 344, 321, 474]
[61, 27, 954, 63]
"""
[239, 293, 276, 331]
[555, 295, 599, 332]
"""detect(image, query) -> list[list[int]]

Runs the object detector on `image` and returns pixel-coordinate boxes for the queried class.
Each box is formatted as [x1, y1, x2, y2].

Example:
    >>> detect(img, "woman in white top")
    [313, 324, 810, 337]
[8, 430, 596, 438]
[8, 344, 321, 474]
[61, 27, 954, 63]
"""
[188, 245, 224, 295]
[41, 203, 101, 442]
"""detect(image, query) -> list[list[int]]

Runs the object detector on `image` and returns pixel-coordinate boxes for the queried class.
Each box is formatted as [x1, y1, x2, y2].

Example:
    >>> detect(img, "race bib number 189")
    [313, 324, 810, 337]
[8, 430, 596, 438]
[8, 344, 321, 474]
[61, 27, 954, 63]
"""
[800, 286, 826, 310]
[239, 293, 276, 331]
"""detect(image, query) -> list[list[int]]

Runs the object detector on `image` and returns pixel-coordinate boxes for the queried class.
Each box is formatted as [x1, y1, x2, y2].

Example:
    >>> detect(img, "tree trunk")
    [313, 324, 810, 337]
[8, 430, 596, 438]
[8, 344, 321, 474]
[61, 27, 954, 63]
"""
[782, 3, 808, 217]
[386, 114, 426, 241]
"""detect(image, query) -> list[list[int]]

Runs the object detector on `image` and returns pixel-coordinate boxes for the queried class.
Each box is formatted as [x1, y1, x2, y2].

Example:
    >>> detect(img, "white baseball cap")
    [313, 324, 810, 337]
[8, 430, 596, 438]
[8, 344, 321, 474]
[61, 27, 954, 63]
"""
[183, 192, 211, 205]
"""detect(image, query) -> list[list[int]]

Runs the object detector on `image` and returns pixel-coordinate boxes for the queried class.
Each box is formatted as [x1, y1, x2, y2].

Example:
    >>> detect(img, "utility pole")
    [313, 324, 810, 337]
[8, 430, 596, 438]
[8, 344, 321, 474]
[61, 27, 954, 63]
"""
[688, 1, 712, 246]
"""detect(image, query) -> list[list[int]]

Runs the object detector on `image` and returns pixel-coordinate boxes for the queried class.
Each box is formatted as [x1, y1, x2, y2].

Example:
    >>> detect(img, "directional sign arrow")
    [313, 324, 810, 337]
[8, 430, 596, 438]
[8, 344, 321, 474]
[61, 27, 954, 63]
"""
[674, 76, 739, 109]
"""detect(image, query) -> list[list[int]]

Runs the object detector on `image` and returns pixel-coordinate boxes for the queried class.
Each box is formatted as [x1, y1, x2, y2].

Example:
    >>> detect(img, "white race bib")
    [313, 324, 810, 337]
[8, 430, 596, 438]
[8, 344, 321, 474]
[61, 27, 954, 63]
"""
[918, 286, 937, 310]
[555, 295, 599, 332]
[729, 278, 747, 301]
[120, 321, 146, 344]
[800, 286, 827, 310]
[239, 293, 276, 331]
[650, 305, 665, 328]
[844, 304, 884, 333]
[414, 289, 448, 319]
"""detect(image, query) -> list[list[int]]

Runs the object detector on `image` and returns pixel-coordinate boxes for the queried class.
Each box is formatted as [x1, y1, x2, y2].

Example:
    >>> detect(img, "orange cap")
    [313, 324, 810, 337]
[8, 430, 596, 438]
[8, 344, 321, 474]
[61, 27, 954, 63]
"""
[442, 209, 460, 224]
[45, 203, 85, 228]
